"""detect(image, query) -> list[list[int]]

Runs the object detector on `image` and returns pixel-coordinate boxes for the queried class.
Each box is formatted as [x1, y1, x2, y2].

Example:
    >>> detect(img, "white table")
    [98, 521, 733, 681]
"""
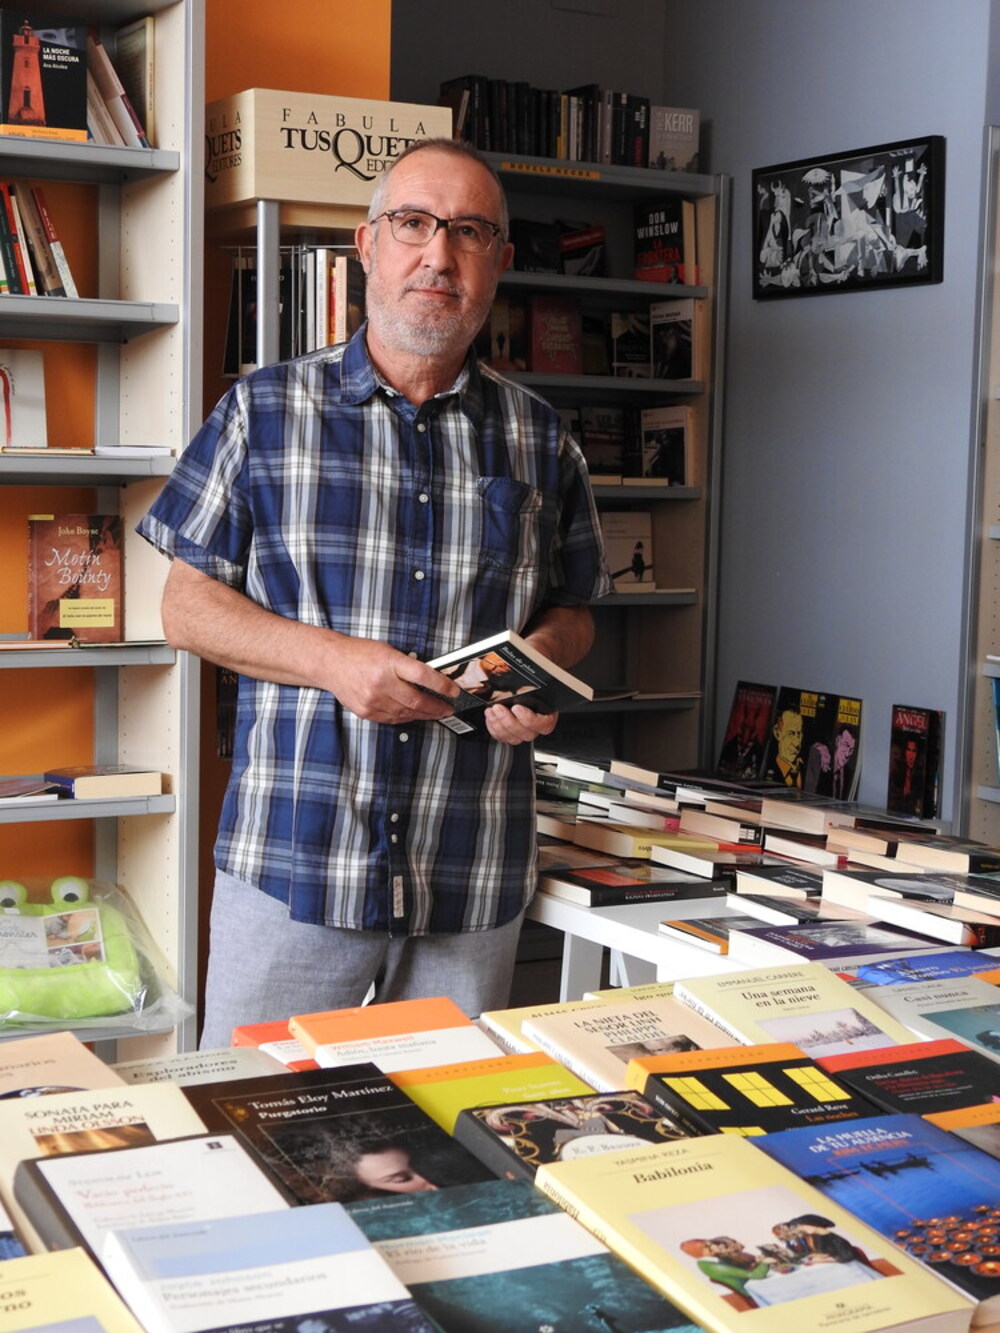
[526, 891, 749, 1000]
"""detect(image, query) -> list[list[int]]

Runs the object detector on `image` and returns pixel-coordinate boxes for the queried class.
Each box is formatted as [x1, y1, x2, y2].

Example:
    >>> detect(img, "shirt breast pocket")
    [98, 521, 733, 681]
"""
[477, 476, 544, 574]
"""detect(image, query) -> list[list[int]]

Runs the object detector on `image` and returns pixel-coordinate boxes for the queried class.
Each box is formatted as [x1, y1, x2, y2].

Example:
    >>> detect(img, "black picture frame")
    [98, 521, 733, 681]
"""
[752, 136, 944, 298]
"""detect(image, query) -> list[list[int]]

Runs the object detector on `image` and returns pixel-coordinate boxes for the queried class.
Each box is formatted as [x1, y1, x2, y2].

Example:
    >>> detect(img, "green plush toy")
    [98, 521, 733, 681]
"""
[0, 877, 144, 1021]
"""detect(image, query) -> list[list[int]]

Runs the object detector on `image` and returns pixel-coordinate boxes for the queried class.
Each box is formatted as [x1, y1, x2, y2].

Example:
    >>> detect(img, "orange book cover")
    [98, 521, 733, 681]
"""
[230, 1018, 318, 1071]
[27, 512, 122, 643]
[289, 994, 502, 1073]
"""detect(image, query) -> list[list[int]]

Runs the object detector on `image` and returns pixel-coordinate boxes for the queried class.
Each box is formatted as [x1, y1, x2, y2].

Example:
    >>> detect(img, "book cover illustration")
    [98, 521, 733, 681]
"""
[649, 297, 695, 379]
[535, 1136, 969, 1328]
[716, 680, 778, 779]
[609, 309, 651, 376]
[886, 703, 944, 819]
[648, 105, 700, 172]
[600, 510, 655, 589]
[636, 404, 692, 485]
[0, 15, 87, 141]
[348, 1177, 703, 1333]
[854, 949, 1000, 986]
[180, 1063, 495, 1207]
[761, 686, 861, 796]
[633, 198, 688, 283]
[726, 918, 945, 970]
[528, 293, 583, 374]
[455, 1089, 687, 1180]
[0, 349, 46, 449]
[758, 1112, 1000, 1320]
[579, 404, 628, 476]
[27, 513, 123, 643]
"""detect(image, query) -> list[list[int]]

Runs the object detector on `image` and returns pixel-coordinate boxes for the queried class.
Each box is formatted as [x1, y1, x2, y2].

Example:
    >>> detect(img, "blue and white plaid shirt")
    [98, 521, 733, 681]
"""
[139, 327, 610, 933]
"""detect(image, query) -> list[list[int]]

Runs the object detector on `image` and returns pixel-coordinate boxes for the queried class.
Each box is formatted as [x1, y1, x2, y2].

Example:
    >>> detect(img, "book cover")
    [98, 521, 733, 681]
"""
[111, 1044, 288, 1087]
[229, 1016, 319, 1070]
[478, 998, 609, 1055]
[869, 893, 1000, 948]
[509, 216, 561, 272]
[657, 912, 772, 954]
[41, 764, 162, 798]
[425, 628, 593, 736]
[289, 994, 502, 1074]
[757, 1112, 1000, 1322]
[535, 1135, 971, 1330]
[0, 15, 87, 142]
[820, 864, 961, 914]
[102, 1201, 439, 1333]
[579, 403, 628, 476]
[86, 27, 149, 146]
[885, 834, 1000, 876]
[332, 251, 367, 344]
[636, 404, 693, 485]
[0, 1028, 125, 1097]
[349, 1177, 703, 1333]
[0, 1197, 24, 1261]
[633, 198, 693, 283]
[28, 513, 123, 643]
[600, 509, 655, 589]
[650, 296, 696, 378]
[454, 1089, 686, 1181]
[528, 293, 583, 374]
[0, 1080, 208, 1253]
[179, 1063, 495, 1206]
[0, 1246, 144, 1333]
[0, 349, 46, 450]
[609, 309, 651, 377]
[541, 859, 728, 908]
[648, 105, 701, 172]
[628, 1041, 873, 1136]
[762, 687, 854, 793]
[727, 892, 873, 927]
[853, 949, 1000, 987]
[521, 994, 732, 1092]
[886, 703, 944, 819]
[724, 919, 946, 970]
[13, 1132, 291, 1259]
[388, 1049, 592, 1134]
[557, 220, 606, 276]
[819, 1038, 1000, 1116]
[673, 961, 915, 1056]
[113, 14, 155, 145]
[862, 975, 1000, 1057]
[482, 292, 528, 370]
[926, 1102, 1000, 1160]
[733, 862, 825, 899]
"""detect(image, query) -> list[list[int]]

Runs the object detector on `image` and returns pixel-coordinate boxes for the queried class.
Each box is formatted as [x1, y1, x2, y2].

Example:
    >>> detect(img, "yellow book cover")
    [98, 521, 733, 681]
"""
[573, 820, 718, 859]
[522, 996, 732, 1093]
[289, 994, 502, 1072]
[389, 1050, 591, 1133]
[536, 1135, 974, 1333]
[0, 1028, 124, 1097]
[0, 1080, 207, 1253]
[674, 962, 914, 1057]
[0, 1246, 143, 1332]
[479, 998, 609, 1053]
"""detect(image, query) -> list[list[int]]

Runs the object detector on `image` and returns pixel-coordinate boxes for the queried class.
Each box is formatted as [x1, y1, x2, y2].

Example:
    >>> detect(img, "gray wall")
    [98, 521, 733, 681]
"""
[392, 0, 995, 818]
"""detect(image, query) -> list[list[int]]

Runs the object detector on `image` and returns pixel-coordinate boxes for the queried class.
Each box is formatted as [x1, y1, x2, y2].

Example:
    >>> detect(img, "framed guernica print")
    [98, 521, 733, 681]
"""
[753, 136, 944, 298]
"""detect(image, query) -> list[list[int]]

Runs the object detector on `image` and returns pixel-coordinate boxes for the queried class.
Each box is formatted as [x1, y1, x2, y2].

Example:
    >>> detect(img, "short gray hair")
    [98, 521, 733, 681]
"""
[367, 137, 509, 239]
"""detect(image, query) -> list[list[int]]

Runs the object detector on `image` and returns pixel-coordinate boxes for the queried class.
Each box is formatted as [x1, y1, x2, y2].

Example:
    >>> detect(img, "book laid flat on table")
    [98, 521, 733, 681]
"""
[868, 894, 1000, 948]
[723, 919, 947, 970]
[726, 891, 873, 927]
[179, 1063, 494, 1206]
[540, 859, 729, 907]
[732, 862, 825, 899]
[817, 1038, 1000, 1116]
[626, 1041, 875, 1136]
[111, 1043, 287, 1086]
[862, 975, 1000, 1058]
[926, 1102, 1000, 1160]
[28, 513, 123, 643]
[657, 912, 774, 954]
[388, 1049, 592, 1134]
[757, 1112, 1000, 1324]
[0, 1246, 144, 1333]
[673, 961, 916, 1057]
[454, 1088, 687, 1180]
[229, 1016, 319, 1070]
[102, 1201, 441, 1333]
[13, 1132, 292, 1260]
[0, 1028, 126, 1096]
[349, 1177, 704, 1333]
[0, 1080, 209, 1254]
[820, 865, 965, 913]
[425, 628, 593, 735]
[852, 949, 1000, 987]
[521, 994, 732, 1092]
[478, 997, 613, 1054]
[535, 1135, 973, 1332]
[289, 994, 502, 1072]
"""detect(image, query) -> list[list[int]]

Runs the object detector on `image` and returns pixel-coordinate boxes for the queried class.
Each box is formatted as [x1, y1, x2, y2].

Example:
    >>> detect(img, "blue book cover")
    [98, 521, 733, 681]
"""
[348, 1176, 701, 1333]
[854, 948, 998, 985]
[757, 1112, 1000, 1317]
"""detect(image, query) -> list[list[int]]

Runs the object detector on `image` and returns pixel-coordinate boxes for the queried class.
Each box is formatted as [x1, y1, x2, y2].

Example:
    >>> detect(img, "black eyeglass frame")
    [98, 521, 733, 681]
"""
[371, 208, 505, 253]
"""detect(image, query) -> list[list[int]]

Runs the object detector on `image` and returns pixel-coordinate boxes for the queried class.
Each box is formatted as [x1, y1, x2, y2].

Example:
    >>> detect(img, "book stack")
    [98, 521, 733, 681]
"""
[0, 184, 77, 298]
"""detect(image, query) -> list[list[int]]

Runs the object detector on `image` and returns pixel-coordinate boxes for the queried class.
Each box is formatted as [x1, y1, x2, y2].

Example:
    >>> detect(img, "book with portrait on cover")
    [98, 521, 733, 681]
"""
[27, 512, 123, 642]
[426, 628, 593, 735]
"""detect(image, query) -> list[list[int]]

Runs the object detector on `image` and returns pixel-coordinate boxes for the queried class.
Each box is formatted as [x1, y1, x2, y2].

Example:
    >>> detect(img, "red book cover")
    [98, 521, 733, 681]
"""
[528, 295, 583, 374]
[27, 512, 123, 643]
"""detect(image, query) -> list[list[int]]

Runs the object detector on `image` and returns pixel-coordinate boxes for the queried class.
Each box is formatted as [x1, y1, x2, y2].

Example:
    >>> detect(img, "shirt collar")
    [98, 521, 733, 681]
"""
[338, 321, 484, 425]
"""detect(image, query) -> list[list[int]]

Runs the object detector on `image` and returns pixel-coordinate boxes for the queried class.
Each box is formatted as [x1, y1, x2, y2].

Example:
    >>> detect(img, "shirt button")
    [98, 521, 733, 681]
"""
[418, 492, 429, 503]
[414, 570, 425, 581]
[391, 833, 399, 844]
[390, 812, 400, 823]
[399, 732, 409, 743]
[417, 423, 427, 433]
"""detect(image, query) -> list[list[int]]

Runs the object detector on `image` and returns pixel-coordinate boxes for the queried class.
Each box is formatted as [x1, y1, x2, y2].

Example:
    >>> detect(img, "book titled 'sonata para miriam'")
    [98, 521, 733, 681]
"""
[28, 513, 123, 642]
[426, 629, 593, 735]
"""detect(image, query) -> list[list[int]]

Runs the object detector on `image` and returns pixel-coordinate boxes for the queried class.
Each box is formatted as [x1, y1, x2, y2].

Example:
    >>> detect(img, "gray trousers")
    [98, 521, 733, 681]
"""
[199, 870, 526, 1050]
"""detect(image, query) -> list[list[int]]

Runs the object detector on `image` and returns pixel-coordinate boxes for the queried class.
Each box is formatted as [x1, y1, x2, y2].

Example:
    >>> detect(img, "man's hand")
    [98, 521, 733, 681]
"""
[482, 702, 559, 746]
[318, 638, 461, 725]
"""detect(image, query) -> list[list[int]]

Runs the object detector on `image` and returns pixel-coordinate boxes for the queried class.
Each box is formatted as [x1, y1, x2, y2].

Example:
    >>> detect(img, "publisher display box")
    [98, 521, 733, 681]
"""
[205, 88, 452, 225]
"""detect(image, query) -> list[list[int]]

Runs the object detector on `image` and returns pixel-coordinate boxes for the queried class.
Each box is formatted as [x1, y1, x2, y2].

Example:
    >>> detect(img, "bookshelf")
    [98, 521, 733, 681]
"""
[483, 152, 730, 771]
[0, 0, 204, 1052]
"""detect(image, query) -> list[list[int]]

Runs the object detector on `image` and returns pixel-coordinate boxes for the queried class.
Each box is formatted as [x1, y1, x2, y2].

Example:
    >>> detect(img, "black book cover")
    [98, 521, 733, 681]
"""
[819, 1038, 1000, 1116]
[181, 1063, 496, 1205]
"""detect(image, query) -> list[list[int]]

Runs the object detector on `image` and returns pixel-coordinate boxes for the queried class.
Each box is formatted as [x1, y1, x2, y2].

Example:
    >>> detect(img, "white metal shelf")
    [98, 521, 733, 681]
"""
[0, 296, 177, 343]
[0, 793, 174, 824]
[0, 135, 179, 184]
[0, 644, 175, 669]
[0, 454, 174, 484]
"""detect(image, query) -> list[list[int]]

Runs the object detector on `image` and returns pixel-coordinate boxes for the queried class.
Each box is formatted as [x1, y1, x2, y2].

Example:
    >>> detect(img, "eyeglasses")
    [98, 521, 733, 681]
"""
[372, 209, 504, 255]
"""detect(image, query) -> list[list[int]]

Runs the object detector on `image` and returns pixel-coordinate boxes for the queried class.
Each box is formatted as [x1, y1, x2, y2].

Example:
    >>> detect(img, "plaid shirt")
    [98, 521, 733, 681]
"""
[138, 328, 610, 933]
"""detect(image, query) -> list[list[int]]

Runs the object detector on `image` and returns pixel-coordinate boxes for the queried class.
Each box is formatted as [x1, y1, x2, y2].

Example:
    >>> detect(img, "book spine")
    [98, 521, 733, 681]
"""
[7, 187, 36, 295]
[86, 30, 149, 148]
[0, 186, 26, 294]
[10, 186, 60, 296]
[451, 1109, 534, 1181]
[11, 1162, 85, 1254]
[31, 189, 79, 299]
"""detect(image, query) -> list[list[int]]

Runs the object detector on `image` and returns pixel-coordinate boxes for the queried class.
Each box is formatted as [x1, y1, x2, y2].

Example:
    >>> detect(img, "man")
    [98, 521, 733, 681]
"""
[768, 707, 804, 787]
[137, 139, 609, 1047]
